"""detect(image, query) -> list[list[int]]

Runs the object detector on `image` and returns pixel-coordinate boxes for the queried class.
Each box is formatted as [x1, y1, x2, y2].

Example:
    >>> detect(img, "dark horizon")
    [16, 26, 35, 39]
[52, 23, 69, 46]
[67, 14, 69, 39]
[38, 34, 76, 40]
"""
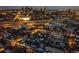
[0, 6, 79, 10]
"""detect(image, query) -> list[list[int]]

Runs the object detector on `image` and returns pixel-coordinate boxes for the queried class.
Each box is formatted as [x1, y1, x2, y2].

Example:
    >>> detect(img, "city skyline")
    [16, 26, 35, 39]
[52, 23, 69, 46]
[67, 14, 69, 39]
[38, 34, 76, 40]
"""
[0, 6, 79, 10]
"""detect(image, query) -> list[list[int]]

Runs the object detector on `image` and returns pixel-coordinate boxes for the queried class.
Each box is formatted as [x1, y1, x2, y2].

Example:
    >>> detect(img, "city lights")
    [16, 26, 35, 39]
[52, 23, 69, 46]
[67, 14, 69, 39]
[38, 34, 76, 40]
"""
[0, 6, 79, 53]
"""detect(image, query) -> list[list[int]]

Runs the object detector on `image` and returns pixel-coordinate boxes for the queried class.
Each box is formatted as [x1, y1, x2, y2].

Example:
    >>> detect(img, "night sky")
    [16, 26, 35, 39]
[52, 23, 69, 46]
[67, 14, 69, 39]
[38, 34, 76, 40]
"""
[0, 6, 79, 10]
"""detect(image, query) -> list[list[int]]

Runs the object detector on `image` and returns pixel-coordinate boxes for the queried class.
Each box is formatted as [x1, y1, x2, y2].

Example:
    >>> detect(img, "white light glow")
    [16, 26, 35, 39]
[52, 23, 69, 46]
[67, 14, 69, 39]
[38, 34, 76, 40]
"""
[19, 17, 30, 21]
